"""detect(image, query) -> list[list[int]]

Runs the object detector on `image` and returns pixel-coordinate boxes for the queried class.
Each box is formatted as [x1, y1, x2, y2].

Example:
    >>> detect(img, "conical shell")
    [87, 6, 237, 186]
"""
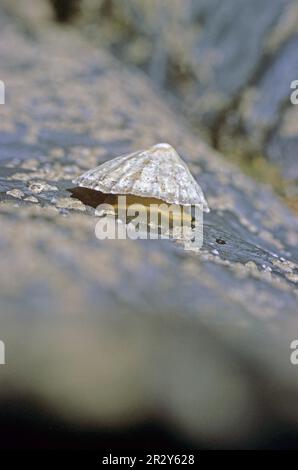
[73, 143, 209, 212]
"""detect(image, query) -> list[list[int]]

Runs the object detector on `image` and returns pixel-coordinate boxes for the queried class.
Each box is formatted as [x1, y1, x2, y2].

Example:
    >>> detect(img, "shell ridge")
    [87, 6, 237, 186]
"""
[73, 143, 209, 212]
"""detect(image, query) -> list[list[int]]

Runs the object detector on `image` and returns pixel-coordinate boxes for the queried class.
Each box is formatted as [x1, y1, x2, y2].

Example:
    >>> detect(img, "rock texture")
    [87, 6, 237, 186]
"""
[0, 5, 298, 448]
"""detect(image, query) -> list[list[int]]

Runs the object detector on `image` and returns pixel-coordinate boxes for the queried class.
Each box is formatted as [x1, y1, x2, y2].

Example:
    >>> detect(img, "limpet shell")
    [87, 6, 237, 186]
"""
[73, 143, 209, 212]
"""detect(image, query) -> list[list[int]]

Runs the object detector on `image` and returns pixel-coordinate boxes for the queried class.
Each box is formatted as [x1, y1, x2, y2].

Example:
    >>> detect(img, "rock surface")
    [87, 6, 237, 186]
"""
[0, 6, 298, 448]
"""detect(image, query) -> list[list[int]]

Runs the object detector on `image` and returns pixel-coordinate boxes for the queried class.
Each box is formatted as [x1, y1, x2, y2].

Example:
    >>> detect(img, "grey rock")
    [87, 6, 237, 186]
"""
[0, 5, 298, 447]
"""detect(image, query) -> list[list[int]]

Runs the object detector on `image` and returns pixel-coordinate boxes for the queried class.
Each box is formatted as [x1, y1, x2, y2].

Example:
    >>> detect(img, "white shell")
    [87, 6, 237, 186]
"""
[73, 143, 210, 212]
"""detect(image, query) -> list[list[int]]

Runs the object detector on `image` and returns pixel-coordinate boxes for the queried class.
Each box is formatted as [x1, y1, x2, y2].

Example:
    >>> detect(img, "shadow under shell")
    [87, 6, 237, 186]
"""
[69, 187, 193, 225]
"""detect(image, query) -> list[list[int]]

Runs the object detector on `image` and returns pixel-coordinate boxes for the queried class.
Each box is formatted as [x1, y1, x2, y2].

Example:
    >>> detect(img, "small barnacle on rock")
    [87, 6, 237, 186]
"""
[272, 258, 296, 273]
[286, 273, 298, 283]
[7, 173, 31, 182]
[28, 182, 58, 194]
[71, 143, 210, 218]
[20, 159, 38, 170]
[55, 197, 86, 212]
[6, 189, 25, 199]
[24, 196, 38, 204]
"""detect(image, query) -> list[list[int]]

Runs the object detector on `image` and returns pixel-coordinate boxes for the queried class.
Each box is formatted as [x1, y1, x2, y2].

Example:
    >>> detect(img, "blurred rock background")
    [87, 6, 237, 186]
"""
[47, 0, 298, 210]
